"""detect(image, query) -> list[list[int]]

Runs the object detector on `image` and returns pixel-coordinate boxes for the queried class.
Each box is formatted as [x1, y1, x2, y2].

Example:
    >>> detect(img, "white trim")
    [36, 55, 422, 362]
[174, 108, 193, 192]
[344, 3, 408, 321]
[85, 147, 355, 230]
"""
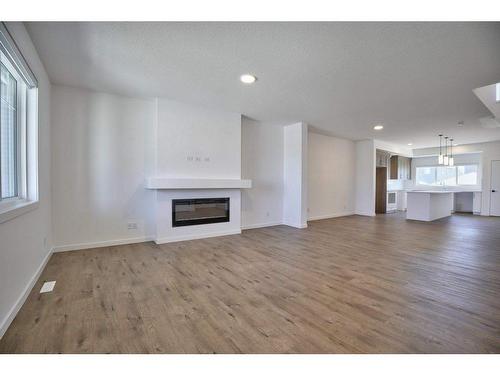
[155, 229, 241, 244]
[308, 211, 355, 221]
[282, 221, 308, 229]
[490, 159, 500, 217]
[52, 236, 154, 253]
[145, 177, 252, 190]
[0, 247, 52, 339]
[241, 221, 282, 230]
[0, 199, 38, 224]
[355, 211, 376, 217]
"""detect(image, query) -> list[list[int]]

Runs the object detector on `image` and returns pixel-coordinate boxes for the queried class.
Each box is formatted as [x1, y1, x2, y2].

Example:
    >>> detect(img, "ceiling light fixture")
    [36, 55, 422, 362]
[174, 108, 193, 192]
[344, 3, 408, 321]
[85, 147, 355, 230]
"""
[449, 139, 454, 166]
[373, 125, 384, 130]
[438, 134, 444, 165]
[407, 143, 413, 146]
[240, 74, 256, 84]
[443, 136, 449, 166]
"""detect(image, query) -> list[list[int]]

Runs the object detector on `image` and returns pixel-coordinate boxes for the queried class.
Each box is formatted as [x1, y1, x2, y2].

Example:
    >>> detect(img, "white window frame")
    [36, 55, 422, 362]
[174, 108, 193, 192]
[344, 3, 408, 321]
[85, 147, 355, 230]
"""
[0, 24, 38, 224]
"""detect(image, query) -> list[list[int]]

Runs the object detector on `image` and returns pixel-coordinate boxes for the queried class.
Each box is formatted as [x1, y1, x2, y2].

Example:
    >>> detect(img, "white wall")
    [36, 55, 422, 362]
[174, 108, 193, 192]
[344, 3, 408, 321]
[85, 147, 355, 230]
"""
[51, 85, 157, 251]
[355, 139, 376, 216]
[241, 118, 284, 229]
[283, 122, 308, 228]
[0, 23, 52, 337]
[374, 139, 412, 157]
[308, 132, 355, 220]
[156, 99, 241, 179]
[413, 141, 500, 215]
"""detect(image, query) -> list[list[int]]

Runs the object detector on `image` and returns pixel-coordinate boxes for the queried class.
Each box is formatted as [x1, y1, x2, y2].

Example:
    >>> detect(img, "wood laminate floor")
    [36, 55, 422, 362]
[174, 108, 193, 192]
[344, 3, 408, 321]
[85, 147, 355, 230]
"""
[1, 213, 499, 353]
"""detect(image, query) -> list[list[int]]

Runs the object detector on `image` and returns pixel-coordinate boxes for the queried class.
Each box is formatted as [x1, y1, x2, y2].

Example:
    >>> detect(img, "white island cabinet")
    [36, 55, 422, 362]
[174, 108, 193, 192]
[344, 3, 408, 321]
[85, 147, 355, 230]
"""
[406, 191, 454, 221]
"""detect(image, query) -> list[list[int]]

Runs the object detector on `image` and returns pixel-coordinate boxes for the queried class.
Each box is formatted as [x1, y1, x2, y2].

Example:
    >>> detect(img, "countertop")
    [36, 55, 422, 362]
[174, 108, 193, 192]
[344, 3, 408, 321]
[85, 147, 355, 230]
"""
[408, 191, 454, 194]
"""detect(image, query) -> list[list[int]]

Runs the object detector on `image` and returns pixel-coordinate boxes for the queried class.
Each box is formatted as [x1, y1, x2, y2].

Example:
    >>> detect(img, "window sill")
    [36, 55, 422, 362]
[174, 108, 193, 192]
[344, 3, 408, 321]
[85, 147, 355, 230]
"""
[0, 198, 39, 224]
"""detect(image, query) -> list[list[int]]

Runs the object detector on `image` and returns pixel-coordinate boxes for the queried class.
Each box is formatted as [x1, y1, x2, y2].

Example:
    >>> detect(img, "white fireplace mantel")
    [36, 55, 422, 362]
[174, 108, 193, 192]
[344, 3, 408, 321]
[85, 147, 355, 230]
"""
[145, 177, 252, 190]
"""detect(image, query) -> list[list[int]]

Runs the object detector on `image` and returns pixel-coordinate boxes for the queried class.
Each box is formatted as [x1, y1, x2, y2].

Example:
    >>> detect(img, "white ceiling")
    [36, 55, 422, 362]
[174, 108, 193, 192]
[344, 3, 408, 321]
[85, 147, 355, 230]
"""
[26, 22, 500, 148]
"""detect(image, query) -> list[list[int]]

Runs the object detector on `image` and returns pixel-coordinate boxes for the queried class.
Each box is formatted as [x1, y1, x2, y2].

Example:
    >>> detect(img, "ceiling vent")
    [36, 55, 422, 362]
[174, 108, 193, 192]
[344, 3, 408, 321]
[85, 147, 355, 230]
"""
[479, 116, 500, 129]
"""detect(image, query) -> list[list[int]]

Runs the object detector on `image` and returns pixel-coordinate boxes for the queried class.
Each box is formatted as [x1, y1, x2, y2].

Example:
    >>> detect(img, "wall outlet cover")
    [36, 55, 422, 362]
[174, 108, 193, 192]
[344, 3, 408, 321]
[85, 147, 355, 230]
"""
[40, 281, 56, 293]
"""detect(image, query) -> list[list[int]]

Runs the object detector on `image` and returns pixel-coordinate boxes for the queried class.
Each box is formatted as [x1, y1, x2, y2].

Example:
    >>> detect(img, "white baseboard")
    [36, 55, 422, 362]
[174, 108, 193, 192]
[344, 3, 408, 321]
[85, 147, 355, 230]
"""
[241, 221, 283, 230]
[0, 247, 53, 339]
[155, 229, 241, 244]
[308, 211, 355, 221]
[52, 236, 154, 253]
[354, 211, 376, 217]
[282, 221, 308, 229]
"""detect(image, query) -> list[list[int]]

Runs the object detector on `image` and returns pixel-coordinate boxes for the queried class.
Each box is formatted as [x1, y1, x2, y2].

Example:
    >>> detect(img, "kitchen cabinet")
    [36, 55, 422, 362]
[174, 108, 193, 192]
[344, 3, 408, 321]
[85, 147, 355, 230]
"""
[390, 155, 411, 180]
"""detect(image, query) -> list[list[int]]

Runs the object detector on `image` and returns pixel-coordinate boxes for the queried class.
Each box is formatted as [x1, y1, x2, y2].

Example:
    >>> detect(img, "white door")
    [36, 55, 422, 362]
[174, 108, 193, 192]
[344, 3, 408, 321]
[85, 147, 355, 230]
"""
[491, 160, 500, 216]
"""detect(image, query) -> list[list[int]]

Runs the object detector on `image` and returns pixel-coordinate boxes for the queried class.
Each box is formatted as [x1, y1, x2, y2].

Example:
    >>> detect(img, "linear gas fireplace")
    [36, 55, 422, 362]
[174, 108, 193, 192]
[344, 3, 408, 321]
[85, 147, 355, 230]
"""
[172, 198, 230, 227]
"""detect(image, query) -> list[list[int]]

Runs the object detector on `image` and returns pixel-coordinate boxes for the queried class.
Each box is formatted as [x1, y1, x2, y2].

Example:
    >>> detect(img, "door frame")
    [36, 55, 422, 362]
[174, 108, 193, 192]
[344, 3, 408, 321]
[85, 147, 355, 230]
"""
[490, 160, 500, 216]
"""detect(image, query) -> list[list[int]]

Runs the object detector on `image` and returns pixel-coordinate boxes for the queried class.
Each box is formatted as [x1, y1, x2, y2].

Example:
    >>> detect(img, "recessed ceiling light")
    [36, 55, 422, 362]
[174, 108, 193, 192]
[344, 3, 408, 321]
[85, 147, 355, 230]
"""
[373, 125, 384, 130]
[407, 143, 413, 146]
[240, 74, 256, 84]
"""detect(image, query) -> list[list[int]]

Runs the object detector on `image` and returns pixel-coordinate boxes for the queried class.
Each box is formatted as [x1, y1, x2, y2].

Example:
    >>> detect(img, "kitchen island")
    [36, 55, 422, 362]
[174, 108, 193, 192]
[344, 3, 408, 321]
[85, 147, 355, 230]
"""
[406, 191, 454, 221]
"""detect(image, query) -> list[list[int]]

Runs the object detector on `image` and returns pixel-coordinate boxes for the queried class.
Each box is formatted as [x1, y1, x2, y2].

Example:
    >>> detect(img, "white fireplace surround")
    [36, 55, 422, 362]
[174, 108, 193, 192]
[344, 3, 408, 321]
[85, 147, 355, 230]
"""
[146, 177, 252, 244]
[153, 188, 244, 244]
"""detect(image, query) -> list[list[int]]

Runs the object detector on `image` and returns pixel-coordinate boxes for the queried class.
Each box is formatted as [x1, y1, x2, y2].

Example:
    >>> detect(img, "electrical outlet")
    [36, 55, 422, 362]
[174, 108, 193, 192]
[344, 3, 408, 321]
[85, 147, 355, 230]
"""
[127, 222, 138, 230]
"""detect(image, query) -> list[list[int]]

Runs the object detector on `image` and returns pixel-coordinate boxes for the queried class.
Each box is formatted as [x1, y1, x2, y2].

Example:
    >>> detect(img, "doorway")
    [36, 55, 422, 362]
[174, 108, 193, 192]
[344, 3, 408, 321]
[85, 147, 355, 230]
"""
[491, 160, 500, 216]
[376, 167, 387, 214]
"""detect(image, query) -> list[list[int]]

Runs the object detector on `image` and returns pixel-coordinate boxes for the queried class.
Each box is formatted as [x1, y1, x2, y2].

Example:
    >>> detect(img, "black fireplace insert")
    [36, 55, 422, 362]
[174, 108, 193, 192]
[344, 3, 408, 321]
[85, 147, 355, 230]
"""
[172, 198, 230, 227]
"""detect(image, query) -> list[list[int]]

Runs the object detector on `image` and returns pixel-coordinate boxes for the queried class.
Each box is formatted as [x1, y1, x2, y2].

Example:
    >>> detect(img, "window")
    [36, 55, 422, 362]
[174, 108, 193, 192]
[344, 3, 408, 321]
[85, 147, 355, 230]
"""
[416, 167, 438, 186]
[415, 165, 479, 187]
[0, 22, 38, 223]
[457, 165, 478, 185]
[1, 56, 20, 199]
[436, 166, 457, 187]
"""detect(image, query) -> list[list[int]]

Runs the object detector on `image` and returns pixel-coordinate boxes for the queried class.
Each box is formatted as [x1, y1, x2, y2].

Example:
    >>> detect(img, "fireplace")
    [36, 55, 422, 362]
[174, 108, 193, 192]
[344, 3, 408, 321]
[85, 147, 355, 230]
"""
[172, 198, 230, 227]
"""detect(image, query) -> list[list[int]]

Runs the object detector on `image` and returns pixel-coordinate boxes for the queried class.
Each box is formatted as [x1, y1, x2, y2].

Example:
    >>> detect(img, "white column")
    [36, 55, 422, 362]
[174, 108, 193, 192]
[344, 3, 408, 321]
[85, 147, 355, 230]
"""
[355, 139, 376, 216]
[283, 122, 308, 228]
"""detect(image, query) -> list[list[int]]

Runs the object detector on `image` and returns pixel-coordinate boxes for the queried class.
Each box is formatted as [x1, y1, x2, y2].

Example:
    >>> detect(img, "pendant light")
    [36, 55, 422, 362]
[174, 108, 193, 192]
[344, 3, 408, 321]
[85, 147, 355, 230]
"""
[443, 137, 449, 165]
[438, 134, 444, 165]
[449, 139, 454, 166]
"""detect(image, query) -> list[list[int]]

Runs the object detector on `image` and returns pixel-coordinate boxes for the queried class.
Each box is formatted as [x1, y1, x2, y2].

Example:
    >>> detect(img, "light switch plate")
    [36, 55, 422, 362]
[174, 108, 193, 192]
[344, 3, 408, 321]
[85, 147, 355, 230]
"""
[40, 281, 56, 293]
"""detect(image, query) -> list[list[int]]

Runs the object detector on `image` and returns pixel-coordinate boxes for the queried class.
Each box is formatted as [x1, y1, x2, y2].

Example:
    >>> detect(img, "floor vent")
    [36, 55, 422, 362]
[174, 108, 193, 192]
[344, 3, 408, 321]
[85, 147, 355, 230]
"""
[40, 281, 56, 293]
